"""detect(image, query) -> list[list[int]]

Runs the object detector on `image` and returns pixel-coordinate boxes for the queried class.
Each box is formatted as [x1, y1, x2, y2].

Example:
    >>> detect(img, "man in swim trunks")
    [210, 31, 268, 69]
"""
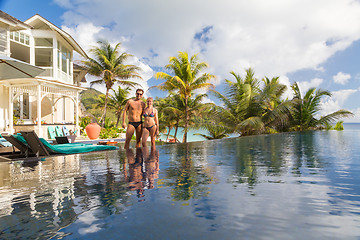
[122, 89, 146, 149]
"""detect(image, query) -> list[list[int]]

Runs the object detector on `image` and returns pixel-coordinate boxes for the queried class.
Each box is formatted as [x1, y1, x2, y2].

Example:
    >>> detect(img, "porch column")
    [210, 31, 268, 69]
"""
[8, 86, 13, 134]
[51, 94, 55, 124]
[75, 91, 79, 136]
[37, 84, 42, 137]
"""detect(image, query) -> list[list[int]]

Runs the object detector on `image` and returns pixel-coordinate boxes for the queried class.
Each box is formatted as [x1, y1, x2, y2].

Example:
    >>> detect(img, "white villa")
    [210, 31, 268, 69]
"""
[0, 11, 87, 139]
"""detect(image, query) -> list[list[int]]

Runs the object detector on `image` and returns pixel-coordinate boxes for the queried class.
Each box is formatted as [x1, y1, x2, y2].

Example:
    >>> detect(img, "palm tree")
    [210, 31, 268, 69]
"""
[290, 82, 353, 130]
[258, 76, 293, 132]
[194, 105, 231, 140]
[156, 95, 184, 142]
[213, 68, 262, 135]
[107, 86, 130, 127]
[194, 124, 229, 140]
[177, 93, 210, 142]
[82, 40, 142, 127]
[155, 52, 215, 143]
[214, 68, 292, 136]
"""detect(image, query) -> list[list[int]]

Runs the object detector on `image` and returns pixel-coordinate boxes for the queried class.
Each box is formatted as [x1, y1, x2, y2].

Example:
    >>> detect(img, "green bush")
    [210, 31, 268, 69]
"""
[99, 127, 120, 139]
[333, 121, 344, 131]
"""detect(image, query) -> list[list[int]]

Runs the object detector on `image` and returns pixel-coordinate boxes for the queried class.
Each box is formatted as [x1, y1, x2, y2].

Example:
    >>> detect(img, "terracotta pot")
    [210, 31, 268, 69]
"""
[85, 123, 101, 140]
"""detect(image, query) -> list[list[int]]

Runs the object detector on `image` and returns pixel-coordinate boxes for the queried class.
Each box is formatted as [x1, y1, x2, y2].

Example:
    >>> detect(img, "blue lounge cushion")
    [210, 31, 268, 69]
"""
[62, 126, 70, 136]
[55, 126, 64, 137]
[48, 126, 56, 139]
[0, 138, 12, 147]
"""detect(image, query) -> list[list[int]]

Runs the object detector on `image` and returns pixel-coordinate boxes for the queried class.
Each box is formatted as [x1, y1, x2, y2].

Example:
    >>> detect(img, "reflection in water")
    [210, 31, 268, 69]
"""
[124, 147, 159, 201]
[0, 155, 81, 239]
[164, 144, 214, 201]
[0, 149, 161, 239]
[1, 130, 360, 239]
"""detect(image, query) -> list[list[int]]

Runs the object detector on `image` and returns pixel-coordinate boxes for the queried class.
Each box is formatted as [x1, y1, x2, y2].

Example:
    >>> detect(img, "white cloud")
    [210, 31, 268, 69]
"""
[347, 107, 360, 122]
[57, 0, 360, 82]
[62, 23, 103, 55]
[331, 89, 357, 105]
[333, 72, 351, 85]
[298, 78, 324, 96]
[56, 0, 360, 114]
[62, 23, 153, 96]
[278, 75, 293, 100]
[53, 0, 72, 8]
[201, 96, 215, 104]
[320, 89, 357, 118]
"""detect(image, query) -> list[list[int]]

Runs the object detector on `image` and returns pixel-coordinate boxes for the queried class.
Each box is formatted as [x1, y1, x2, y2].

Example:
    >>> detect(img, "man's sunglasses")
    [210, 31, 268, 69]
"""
[136, 93, 143, 96]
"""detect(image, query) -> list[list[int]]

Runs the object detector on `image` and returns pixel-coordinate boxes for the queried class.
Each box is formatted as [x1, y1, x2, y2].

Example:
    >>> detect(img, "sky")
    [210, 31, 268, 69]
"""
[1, 0, 360, 122]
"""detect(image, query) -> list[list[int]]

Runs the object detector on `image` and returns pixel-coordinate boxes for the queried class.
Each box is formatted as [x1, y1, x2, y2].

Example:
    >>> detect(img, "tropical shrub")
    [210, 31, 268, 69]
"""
[333, 121, 344, 130]
[99, 127, 121, 139]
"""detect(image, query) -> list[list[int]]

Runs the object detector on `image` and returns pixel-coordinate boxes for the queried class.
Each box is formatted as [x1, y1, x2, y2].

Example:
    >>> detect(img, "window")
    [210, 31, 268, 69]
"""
[13, 93, 30, 121]
[10, 31, 30, 46]
[35, 48, 52, 67]
[34, 38, 53, 47]
[0, 27, 7, 54]
[34, 38, 53, 75]
[62, 49, 67, 73]
[14, 32, 19, 41]
[57, 42, 72, 76]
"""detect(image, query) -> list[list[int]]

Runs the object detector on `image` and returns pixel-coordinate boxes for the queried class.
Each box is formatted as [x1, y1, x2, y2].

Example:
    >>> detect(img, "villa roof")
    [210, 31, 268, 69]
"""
[73, 63, 86, 70]
[73, 63, 87, 82]
[0, 10, 32, 30]
[25, 14, 88, 58]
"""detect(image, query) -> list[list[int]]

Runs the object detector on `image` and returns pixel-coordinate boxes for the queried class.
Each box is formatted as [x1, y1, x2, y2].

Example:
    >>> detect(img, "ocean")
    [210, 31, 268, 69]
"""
[160, 123, 360, 142]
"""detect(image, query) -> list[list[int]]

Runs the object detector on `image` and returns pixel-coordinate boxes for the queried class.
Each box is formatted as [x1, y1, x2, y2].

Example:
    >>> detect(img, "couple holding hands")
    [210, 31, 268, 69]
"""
[122, 89, 159, 149]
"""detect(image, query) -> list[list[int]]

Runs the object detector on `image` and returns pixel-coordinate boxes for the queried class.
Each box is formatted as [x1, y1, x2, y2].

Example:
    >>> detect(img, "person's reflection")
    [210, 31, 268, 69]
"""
[124, 147, 160, 201]
[143, 146, 159, 190]
[125, 148, 145, 201]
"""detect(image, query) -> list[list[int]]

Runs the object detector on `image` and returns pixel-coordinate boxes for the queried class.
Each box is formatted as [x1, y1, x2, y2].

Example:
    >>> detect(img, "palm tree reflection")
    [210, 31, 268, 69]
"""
[165, 144, 213, 201]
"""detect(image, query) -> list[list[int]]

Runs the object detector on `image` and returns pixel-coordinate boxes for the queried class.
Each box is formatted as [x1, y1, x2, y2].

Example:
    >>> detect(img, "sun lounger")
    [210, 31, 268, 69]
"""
[55, 126, 64, 137]
[62, 126, 70, 136]
[20, 131, 50, 157]
[0, 134, 12, 147]
[0, 138, 12, 147]
[20, 131, 118, 156]
[53, 126, 76, 143]
[48, 126, 56, 139]
[55, 135, 76, 144]
[1, 134, 32, 157]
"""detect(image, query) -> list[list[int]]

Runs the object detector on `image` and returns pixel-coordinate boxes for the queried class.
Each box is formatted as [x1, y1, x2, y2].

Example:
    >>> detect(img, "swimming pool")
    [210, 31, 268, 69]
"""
[1, 130, 360, 239]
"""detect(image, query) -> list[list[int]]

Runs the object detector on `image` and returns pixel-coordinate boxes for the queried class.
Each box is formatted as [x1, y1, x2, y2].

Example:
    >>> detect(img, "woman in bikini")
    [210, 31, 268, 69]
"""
[142, 97, 159, 148]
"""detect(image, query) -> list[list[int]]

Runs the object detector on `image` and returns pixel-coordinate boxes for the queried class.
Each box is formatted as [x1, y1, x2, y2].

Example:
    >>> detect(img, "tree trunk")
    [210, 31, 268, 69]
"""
[174, 121, 179, 141]
[102, 88, 110, 128]
[166, 126, 172, 142]
[182, 98, 188, 143]
[116, 114, 121, 128]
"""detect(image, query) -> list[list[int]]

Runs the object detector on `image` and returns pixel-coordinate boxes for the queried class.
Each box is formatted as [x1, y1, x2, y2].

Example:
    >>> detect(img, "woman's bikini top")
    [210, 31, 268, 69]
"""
[143, 109, 155, 117]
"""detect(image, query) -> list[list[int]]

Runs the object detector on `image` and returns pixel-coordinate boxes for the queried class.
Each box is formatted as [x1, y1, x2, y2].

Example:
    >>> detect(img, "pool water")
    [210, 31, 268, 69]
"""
[1, 130, 360, 239]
